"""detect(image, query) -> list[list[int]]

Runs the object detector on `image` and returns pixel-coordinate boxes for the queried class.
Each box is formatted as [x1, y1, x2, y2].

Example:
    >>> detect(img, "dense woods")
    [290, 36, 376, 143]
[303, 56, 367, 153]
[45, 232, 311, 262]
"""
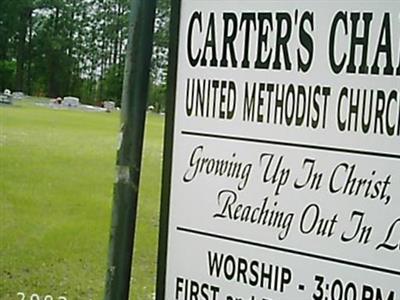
[0, 0, 169, 109]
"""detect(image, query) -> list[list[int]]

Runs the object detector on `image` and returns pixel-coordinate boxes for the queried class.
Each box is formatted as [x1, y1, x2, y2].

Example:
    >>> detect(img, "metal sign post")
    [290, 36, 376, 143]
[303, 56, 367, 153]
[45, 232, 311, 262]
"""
[104, 0, 156, 299]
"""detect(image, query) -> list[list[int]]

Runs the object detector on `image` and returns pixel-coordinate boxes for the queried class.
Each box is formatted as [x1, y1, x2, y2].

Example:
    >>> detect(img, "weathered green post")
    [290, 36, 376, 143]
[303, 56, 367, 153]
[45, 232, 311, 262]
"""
[104, 0, 156, 299]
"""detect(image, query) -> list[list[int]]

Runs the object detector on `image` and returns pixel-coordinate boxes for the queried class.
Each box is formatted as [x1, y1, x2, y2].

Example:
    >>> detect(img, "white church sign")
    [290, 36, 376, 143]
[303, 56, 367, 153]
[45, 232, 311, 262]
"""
[157, 1, 400, 299]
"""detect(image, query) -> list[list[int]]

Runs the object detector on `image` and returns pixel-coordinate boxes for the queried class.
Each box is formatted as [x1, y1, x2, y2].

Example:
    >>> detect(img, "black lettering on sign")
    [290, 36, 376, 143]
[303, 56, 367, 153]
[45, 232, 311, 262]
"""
[175, 277, 220, 300]
[186, 10, 316, 71]
[207, 251, 292, 292]
[329, 11, 400, 75]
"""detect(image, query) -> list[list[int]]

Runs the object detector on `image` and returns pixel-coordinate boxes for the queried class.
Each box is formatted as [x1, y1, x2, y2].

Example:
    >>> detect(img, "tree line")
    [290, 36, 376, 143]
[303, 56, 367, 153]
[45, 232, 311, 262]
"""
[0, 0, 169, 109]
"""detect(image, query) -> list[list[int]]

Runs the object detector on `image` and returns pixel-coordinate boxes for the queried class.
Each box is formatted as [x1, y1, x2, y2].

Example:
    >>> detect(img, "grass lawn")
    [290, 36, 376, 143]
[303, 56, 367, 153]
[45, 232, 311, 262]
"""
[0, 99, 164, 299]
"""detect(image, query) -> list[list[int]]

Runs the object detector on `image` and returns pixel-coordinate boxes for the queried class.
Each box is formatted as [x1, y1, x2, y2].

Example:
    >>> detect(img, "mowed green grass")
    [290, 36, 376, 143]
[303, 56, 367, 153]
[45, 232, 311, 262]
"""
[0, 100, 164, 299]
